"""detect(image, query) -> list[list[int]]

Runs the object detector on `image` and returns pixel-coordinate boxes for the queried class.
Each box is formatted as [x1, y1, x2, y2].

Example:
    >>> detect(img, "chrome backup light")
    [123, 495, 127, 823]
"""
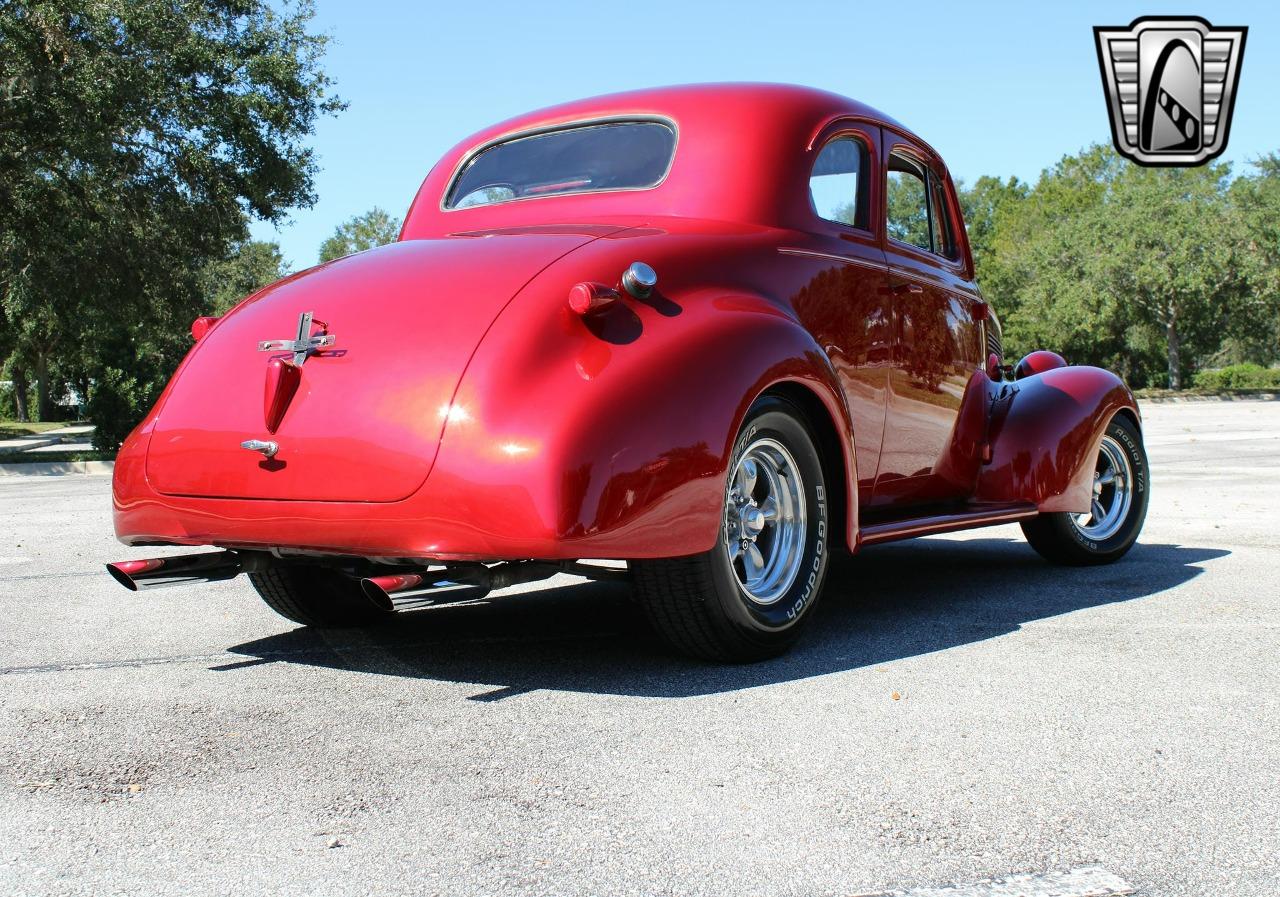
[621, 261, 657, 298]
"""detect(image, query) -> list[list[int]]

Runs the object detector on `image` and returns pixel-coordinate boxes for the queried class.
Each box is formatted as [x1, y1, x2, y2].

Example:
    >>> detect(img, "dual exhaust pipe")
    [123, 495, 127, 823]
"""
[106, 551, 567, 611]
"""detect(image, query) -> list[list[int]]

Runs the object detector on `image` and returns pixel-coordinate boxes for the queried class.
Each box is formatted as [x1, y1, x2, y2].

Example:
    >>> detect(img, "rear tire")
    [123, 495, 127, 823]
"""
[633, 396, 830, 662]
[1020, 414, 1148, 566]
[249, 566, 389, 627]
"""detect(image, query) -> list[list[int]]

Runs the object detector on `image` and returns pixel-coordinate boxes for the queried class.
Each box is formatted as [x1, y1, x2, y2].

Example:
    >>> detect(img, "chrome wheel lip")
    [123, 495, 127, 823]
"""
[1071, 434, 1134, 542]
[724, 437, 807, 606]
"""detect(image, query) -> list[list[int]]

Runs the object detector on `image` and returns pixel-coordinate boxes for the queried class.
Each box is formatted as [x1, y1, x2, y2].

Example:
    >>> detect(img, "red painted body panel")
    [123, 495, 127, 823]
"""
[401, 85, 917, 241]
[978, 365, 1139, 514]
[145, 233, 604, 502]
[113, 84, 1139, 561]
[115, 218, 860, 559]
[1014, 349, 1069, 379]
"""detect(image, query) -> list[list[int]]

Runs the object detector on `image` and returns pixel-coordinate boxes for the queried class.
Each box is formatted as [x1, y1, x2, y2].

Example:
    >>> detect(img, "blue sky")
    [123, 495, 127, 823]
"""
[251, 1, 1279, 269]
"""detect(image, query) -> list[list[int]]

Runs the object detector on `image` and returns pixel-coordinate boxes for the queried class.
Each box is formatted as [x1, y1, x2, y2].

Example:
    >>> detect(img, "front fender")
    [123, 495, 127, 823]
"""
[426, 278, 854, 560]
[976, 365, 1139, 513]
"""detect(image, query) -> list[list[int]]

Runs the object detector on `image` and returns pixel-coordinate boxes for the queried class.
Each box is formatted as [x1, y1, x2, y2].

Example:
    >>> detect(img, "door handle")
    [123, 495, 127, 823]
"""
[891, 282, 923, 295]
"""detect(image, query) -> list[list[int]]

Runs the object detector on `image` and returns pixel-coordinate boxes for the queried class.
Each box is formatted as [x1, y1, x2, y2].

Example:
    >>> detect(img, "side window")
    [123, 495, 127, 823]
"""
[929, 174, 957, 259]
[886, 154, 931, 251]
[809, 137, 868, 229]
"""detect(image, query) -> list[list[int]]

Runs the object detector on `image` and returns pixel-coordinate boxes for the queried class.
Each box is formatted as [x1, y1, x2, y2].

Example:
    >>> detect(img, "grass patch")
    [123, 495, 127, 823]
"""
[0, 450, 114, 464]
[0, 420, 85, 439]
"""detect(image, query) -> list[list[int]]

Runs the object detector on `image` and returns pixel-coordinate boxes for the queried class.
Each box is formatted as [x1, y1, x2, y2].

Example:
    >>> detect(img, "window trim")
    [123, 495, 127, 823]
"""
[885, 148, 965, 268]
[926, 170, 960, 261]
[808, 132, 873, 235]
[440, 114, 679, 212]
[885, 150, 934, 254]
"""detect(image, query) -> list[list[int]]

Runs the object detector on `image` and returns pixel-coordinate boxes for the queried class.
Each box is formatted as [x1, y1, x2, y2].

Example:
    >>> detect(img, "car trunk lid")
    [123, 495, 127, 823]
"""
[146, 230, 607, 502]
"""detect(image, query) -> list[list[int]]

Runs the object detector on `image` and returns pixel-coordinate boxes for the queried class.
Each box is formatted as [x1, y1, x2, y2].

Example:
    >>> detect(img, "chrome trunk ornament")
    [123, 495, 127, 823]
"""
[258, 310, 336, 365]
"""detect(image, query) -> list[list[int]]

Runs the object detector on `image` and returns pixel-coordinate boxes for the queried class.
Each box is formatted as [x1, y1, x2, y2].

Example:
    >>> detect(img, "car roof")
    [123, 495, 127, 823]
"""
[470, 83, 916, 145]
[401, 83, 937, 237]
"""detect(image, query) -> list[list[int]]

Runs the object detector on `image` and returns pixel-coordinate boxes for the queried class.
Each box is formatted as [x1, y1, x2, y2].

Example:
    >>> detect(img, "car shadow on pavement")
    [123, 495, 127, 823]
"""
[218, 538, 1228, 698]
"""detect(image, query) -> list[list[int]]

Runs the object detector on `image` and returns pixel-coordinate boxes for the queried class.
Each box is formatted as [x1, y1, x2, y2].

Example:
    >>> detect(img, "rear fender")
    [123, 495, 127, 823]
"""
[977, 365, 1139, 513]
[432, 280, 857, 559]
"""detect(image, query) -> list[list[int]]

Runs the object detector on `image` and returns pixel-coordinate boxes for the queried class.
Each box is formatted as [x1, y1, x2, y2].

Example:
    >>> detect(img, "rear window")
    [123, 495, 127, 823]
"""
[810, 136, 868, 228]
[445, 120, 676, 210]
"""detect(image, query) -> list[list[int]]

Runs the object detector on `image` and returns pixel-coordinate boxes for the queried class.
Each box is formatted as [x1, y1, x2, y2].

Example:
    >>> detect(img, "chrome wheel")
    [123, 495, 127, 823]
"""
[724, 437, 807, 605]
[1071, 434, 1134, 542]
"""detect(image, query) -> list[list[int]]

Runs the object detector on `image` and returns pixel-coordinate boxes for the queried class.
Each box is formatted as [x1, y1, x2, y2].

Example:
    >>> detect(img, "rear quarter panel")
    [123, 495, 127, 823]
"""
[426, 225, 858, 558]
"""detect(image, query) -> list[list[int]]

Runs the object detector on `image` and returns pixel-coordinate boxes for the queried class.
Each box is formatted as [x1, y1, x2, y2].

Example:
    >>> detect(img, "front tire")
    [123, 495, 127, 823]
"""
[249, 565, 390, 627]
[1020, 413, 1149, 565]
[633, 396, 830, 662]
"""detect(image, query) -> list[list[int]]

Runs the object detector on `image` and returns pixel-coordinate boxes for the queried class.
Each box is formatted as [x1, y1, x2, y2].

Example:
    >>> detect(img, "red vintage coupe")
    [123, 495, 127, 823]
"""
[109, 84, 1149, 661]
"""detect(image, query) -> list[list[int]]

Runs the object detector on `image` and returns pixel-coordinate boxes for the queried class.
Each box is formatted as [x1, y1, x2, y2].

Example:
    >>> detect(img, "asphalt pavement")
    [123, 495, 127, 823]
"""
[1, 401, 1277, 896]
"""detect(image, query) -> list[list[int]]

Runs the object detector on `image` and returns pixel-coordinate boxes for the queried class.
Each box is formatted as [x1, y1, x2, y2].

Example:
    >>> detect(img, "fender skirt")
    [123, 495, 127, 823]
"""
[976, 365, 1138, 514]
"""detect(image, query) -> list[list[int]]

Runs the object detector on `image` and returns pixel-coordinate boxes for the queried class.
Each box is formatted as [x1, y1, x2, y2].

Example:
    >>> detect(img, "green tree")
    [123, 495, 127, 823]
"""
[1224, 154, 1280, 367]
[957, 174, 1028, 284]
[0, 0, 342, 441]
[1087, 160, 1250, 388]
[972, 145, 1258, 389]
[204, 239, 289, 315]
[318, 207, 401, 262]
[886, 171, 931, 250]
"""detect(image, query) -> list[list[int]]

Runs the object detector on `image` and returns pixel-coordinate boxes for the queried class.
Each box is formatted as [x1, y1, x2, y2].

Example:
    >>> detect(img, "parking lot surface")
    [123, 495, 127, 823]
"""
[1, 401, 1277, 896]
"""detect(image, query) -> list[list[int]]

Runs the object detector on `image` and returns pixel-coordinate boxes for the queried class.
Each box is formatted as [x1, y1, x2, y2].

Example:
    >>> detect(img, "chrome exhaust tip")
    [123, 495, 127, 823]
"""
[105, 550, 251, 591]
[360, 573, 425, 611]
[360, 570, 490, 610]
[359, 561, 564, 610]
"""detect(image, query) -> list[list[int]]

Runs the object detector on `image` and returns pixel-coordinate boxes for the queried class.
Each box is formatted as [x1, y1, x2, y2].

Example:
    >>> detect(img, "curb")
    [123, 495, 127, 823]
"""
[0, 436, 59, 451]
[1137, 392, 1277, 404]
[0, 460, 115, 477]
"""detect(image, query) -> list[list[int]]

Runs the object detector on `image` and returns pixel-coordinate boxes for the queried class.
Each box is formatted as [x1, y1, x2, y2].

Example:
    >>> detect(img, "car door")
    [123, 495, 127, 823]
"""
[872, 134, 986, 510]
[782, 121, 891, 506]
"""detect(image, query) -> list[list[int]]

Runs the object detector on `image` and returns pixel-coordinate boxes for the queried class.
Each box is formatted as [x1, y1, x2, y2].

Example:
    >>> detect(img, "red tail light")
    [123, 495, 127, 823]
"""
[191, 316, 220, 341]
[263, 357, 302, 433]
[568, 282, 618, 315]
[987, 352, 1003, 381]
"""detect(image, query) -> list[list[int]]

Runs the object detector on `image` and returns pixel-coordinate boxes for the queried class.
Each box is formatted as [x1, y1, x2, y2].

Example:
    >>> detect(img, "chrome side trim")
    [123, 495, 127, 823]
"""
[859, 504, 1038, 546]
[777, 247, 888, 274]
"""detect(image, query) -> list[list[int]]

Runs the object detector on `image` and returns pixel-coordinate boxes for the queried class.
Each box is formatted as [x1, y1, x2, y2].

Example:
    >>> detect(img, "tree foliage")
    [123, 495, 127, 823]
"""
[204, 239, 289, 315]
[963, 145, 1279, 389]
[956, 174, 1027, 272]
[1225, 151, 1280, 365]
[1194, 363, 1280, 389]
[318, 207, 401, 263]
[886, 170, 931, 250]
[0, 0, 341, 440]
